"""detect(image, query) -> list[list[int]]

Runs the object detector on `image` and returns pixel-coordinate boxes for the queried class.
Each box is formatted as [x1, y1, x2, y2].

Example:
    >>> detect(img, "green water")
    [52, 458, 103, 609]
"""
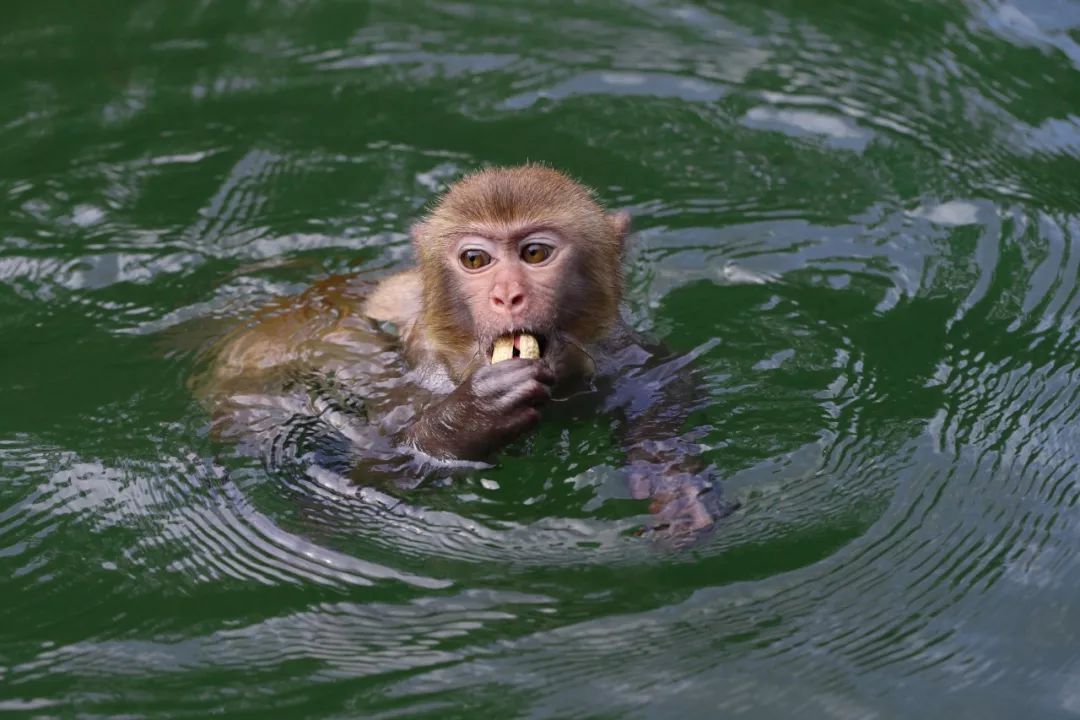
[3, 0, 1080, 717]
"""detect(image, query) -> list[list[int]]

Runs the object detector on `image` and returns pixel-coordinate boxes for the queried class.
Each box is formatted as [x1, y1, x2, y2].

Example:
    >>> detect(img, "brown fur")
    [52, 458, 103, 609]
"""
[198, 165, 628, 395]
[192, 166, 727, 543]
[410, 164, 628, 371]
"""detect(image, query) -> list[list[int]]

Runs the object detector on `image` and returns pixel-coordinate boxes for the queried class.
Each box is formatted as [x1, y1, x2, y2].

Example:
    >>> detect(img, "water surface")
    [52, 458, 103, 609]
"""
[3, 0, 1080, 717]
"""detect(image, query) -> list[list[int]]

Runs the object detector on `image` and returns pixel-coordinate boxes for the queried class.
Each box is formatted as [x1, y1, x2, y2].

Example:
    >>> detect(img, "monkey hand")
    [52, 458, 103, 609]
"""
[628, 460, 737, 549]
[405, 358, 555, 461]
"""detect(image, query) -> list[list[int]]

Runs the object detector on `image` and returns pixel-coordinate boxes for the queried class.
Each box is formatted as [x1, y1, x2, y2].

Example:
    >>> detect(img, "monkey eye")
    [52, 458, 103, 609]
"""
[520, 243, 554, 265]
[459, 248, 492, 270]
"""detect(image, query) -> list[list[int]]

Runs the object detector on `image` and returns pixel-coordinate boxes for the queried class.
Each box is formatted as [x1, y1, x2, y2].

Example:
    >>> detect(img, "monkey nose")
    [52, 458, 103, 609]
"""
[490, 287, 526, 313]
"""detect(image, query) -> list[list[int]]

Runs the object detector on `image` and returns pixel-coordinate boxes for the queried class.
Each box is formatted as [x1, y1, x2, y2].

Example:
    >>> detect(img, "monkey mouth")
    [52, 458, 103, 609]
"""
[487, 331, 548, 363]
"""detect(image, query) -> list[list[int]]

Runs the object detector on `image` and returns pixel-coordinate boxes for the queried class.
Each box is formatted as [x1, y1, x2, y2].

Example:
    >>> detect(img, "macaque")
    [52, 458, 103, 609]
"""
[195, 165, 732, 545]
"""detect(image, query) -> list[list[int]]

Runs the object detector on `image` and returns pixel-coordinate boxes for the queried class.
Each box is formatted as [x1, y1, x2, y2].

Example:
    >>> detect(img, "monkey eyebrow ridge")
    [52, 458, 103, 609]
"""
[507, 224, 561, 242]
[451, 223, 562, 245]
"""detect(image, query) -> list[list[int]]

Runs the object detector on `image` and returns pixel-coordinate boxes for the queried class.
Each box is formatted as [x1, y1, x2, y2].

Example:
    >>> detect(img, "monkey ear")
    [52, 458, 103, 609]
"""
[608, 211, 631, 252]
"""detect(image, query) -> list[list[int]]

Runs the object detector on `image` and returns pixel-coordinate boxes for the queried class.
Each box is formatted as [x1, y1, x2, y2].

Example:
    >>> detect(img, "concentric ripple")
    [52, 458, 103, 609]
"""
[2, 0, 1080, 717]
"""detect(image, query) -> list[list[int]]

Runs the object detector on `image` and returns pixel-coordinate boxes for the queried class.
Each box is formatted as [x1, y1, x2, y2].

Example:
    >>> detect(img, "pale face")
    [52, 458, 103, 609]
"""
[448, 229, 578, 356]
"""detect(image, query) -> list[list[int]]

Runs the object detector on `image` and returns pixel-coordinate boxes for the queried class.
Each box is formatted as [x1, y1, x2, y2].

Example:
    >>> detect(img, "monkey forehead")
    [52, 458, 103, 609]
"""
[429, 165, 611, 234]
[446, 164, 599, 205]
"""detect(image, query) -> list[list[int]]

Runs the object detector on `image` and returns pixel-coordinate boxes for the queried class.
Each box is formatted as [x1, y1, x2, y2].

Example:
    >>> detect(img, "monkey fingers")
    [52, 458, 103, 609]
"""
[473, 360, 553, 404]
[501, 404, 542, 435]
[499, 378, 552, 410]
[645, 492, 716, 549]
[628, 462, 737, 548]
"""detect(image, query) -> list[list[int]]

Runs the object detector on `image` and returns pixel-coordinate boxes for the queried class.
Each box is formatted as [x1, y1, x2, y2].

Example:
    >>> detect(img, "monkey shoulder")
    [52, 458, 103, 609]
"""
[364, 270, 422, 328]
[590, 321, 659, 374]
[195, 273, 393, 393]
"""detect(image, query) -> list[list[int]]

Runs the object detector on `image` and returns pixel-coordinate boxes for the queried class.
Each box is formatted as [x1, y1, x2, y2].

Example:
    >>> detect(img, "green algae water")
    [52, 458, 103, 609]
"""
[3, 0, 1080, 716]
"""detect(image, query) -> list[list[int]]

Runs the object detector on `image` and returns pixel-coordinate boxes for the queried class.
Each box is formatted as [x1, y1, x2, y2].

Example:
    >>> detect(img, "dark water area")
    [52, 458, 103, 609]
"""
[3, 0, 1080, 717]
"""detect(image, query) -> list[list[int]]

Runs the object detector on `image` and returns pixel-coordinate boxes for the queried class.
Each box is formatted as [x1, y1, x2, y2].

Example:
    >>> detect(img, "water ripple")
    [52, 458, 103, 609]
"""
[3, 0, 1080, 716]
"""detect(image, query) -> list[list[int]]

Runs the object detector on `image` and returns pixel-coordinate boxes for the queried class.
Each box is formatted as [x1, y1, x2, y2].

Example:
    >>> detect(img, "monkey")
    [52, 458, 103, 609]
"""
[194, 165, 733, 546]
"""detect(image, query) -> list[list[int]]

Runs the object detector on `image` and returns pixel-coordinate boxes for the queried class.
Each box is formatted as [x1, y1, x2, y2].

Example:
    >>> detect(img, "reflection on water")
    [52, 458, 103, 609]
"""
[2, 0, 1080, 716]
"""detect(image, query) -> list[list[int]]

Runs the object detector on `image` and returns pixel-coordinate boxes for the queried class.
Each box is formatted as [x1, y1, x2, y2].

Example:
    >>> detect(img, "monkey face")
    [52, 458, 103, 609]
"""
[411, 165, 629, 379]
[448, 229, 577, 359]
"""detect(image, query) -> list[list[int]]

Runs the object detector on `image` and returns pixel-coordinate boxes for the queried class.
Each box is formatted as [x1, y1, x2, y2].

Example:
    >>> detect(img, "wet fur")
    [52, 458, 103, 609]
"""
[409, 164, 627, 378]
[194, 164, 728, 546]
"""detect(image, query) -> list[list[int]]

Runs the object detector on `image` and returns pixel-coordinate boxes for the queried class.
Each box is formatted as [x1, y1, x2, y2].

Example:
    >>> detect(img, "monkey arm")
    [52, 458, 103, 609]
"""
[600, 331, 735, 545]
[363, 270, 422, 326]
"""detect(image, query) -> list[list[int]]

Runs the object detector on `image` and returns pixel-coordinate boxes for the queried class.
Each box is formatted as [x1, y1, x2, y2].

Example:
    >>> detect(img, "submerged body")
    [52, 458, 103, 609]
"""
[196, 165, 731, 544]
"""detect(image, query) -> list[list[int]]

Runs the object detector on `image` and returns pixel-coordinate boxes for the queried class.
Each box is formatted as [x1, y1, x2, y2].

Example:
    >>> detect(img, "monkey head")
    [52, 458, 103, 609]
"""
[411, 165, 629, 380]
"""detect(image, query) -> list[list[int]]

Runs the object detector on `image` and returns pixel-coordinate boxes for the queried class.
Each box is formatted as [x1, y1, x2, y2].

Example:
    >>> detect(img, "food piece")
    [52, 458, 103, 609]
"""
[490, 333, 541, 364]
[491, 336, 515, 364]
[518, 333, 540, 360]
